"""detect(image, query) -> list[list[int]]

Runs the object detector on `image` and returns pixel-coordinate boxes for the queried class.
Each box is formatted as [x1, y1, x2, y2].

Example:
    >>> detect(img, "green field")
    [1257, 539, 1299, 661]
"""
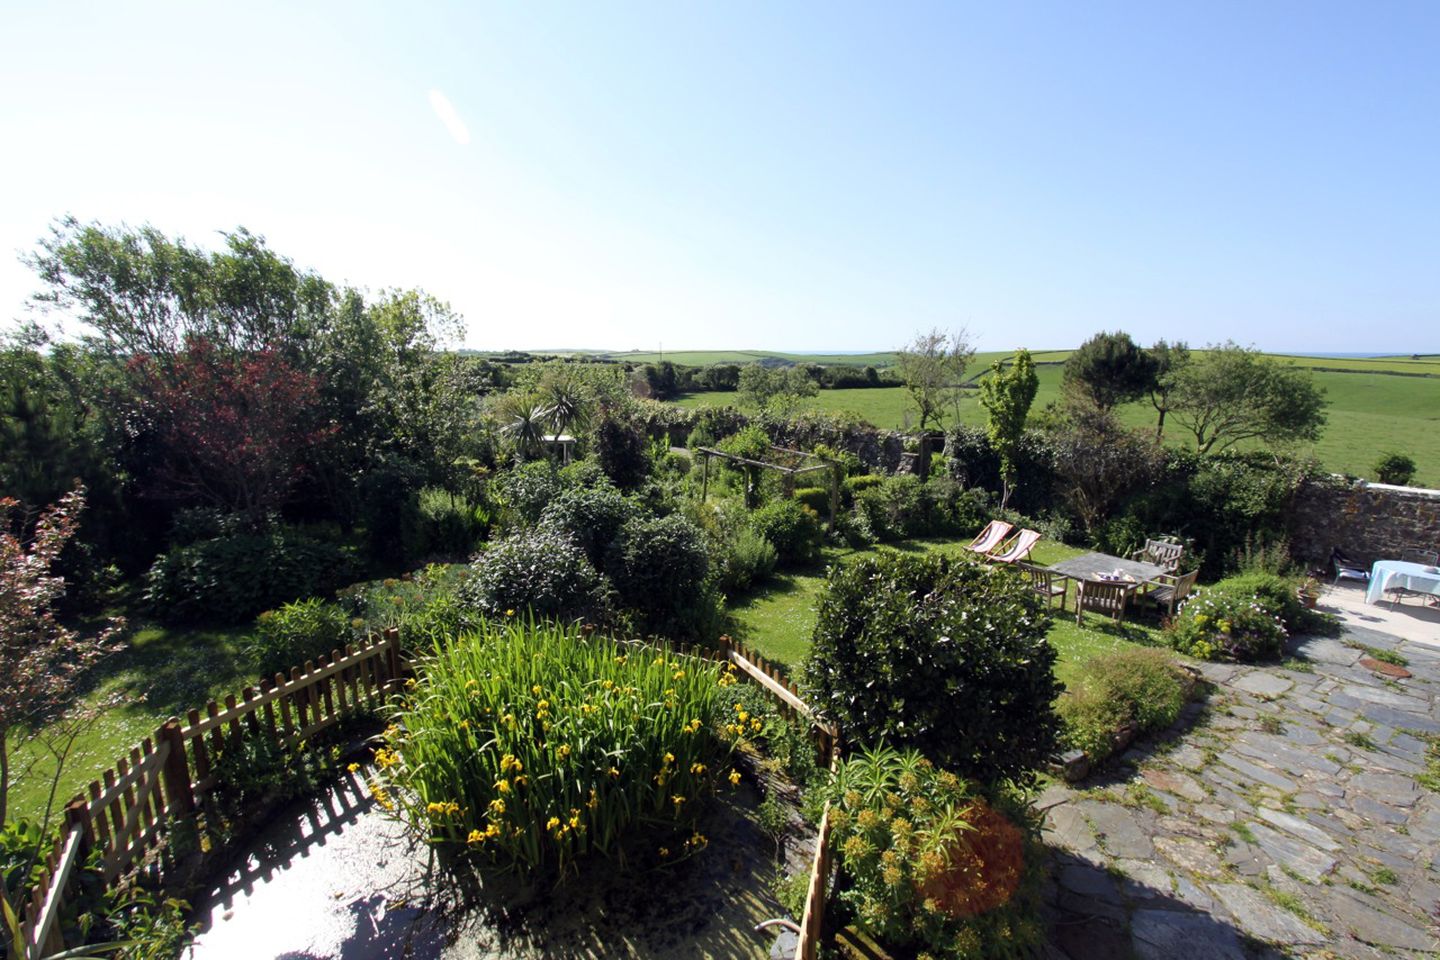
[724, 536, 1162, 691]
[583, 348, 1080, 369]
[677, 363, 1440, 487]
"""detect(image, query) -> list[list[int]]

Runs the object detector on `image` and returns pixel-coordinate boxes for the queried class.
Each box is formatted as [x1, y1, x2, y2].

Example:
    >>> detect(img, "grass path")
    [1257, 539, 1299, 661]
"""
[724, 535, 1168, 690]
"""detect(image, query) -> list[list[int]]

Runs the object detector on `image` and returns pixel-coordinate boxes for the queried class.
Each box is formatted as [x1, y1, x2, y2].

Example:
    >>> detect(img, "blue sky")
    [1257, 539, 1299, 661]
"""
[2, 1, 1437, 353]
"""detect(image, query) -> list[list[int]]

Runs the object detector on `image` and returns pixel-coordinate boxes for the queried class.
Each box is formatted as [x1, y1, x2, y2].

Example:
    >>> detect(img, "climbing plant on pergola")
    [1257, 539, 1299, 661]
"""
[695, 444, 841, 525]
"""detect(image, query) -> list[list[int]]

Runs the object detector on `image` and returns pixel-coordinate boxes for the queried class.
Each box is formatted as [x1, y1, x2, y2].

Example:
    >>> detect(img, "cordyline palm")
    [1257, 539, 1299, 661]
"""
[542, 380, 590, 437]
[497, 395, 548, 461]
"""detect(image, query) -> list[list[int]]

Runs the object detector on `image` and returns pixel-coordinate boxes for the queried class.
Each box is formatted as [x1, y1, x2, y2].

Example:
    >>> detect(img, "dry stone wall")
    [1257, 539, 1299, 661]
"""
[1289, 479, 1440, 565]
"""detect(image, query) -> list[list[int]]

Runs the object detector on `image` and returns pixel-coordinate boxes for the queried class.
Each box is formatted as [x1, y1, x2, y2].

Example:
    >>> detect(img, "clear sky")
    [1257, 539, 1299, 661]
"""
[2, 1, 1437, 353]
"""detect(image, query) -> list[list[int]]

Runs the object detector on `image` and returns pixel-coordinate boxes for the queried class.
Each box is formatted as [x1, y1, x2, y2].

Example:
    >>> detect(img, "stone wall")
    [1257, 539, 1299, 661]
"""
[1289, 480, 1440, 566]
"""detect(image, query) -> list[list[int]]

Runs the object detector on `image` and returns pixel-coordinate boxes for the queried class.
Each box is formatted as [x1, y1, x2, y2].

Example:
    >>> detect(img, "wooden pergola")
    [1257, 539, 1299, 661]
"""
[696, 444, 841, 525]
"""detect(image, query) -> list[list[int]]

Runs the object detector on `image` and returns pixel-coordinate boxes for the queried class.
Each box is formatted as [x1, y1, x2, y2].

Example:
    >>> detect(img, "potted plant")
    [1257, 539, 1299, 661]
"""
[1297, 576, 1322, 610]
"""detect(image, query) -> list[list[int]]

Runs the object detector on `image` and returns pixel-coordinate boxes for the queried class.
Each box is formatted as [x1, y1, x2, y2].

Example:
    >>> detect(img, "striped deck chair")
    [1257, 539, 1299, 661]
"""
[965, 520, 1014, 556]
[987, 528, 1040, 565]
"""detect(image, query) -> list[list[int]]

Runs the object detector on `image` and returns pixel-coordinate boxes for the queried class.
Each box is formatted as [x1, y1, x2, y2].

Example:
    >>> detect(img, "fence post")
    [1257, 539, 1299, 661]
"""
[157, 719, 195, 817]
[385, 628, 402, 688]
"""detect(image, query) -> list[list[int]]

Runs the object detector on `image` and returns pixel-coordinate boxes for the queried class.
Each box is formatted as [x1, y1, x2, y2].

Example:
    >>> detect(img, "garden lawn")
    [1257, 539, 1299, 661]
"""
[6, 621, 258, 825]
[724, 536, 1167, 691]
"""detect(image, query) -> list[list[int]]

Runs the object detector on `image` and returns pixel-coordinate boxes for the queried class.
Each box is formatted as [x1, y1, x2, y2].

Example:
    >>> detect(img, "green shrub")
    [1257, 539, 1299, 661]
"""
[144, 528, 361, 624]
[538, 484, 637, 568]
[750, 498, 823, 565]
[593, 411, 651, 490]
[463, 531, 611, 624]
[411, 487, 491, 560]
[826, 745, 1045, 957]
[715, 526, 778, 594]
[923, 476, 990, 535]
[1167, 588, 1287, 661]
[495, 460, 567, 527]
[606, 514, 712, 637]
[1374, 451, 1417, 486]
[357, 454, 425, 560]
[792, 486, 832, 515]
[842, 473, 886, 503]
[374, 621, 736, 877]
[803, 552, 1060, 786]
[1211, 571, 1304, 628]
[715, 424, 771, 461]
[1058, 650, 1187, 766]
[339, 564, 481, 650]
[248, 598, 355, 679]
[852, 475, 926, 541]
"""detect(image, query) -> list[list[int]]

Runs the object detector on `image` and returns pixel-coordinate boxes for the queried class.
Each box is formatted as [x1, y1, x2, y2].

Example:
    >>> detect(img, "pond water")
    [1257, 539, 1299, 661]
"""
[186, 769, 803, 959]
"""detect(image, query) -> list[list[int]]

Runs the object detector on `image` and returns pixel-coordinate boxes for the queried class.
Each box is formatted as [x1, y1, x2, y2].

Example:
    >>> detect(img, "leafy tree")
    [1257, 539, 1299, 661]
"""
[1169, 343, 1328, 453]
[1063, 331, 1156, 412]
[1047, 404, 1164, 536]
[1373, 452, 1417, 486]
[1, 486, 123, 824]
[1145, 339, 1191, 440]
[128, 337, 334, 523]
[27, 216, 335, 364]
[737, 364, 816, 414]
[977, 349, 1039, 510]
[895, 328, 974, 432]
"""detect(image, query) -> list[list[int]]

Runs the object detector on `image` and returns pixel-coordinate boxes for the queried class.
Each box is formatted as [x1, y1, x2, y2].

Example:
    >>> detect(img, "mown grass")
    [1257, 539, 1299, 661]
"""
[5, 622, 258, 825]
[678, 363, 1440, 487]
[723, 535, 1167, 690]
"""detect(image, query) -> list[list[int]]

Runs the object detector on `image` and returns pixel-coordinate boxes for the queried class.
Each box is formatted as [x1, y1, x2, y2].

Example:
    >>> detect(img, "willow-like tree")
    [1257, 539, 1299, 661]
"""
[978, 349, 1039, 510]
[896, 328, 974, 432]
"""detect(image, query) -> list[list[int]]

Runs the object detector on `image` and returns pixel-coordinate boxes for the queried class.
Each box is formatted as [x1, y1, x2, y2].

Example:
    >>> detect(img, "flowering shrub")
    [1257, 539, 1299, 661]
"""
[826, 746, 1044, 958]
[1167, 588, 1287, 661]
[375, 621, 738, 876]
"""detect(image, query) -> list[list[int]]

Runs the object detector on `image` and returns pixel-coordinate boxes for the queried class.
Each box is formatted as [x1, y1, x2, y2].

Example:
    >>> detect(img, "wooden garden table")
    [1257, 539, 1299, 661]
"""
[1046, 551, 1168, 590]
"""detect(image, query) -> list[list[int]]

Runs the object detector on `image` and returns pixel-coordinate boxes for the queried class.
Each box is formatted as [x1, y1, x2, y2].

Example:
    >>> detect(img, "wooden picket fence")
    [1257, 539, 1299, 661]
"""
[15, 630, 405, 960]
[715, 635, 839, 960]
[18, 629, 837, 959]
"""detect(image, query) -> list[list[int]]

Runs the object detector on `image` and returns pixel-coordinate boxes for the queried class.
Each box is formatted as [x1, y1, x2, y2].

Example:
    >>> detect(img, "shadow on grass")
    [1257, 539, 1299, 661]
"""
[66, 619, 259, 720]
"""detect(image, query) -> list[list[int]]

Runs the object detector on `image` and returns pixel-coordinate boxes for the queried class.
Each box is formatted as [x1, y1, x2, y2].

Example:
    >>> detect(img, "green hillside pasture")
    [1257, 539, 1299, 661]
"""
[1267, 354, 1440, 375]
[677, 367, 1440, 487]
[591, 348, 1074, 369]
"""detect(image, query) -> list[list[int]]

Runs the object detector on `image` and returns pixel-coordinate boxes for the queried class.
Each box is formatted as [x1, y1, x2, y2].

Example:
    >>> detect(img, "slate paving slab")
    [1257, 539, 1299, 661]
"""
[1044, 621, 1440, 960]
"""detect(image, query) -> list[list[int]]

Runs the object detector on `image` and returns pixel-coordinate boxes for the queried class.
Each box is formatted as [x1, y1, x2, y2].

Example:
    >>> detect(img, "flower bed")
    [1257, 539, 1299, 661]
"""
[373, 620, 739, 876]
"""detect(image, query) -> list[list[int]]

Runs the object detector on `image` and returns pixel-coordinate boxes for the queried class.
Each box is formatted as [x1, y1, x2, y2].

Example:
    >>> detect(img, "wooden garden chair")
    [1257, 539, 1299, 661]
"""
[966, 519, 1014, 556]
[987, 528, 1041, 565]
[1075, 579, 1131, 626]
[1130, 538, 1184, 573]
[1135, 569, 1199, 620]
[1017, 562, 1067, 611]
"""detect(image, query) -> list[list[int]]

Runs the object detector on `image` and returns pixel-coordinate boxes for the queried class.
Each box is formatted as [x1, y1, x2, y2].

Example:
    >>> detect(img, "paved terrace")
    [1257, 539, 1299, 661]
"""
[1041, 581, 1440, 959]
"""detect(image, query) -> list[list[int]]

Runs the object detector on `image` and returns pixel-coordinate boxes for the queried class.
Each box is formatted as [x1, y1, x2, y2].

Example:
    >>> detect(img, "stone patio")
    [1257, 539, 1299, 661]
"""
[1041, 617, 1440, 959]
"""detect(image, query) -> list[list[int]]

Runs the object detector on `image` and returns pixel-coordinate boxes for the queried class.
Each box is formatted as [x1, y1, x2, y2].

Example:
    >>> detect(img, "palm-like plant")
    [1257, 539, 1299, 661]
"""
[542, 379, 590, 437]
[497, 395, 548, 462]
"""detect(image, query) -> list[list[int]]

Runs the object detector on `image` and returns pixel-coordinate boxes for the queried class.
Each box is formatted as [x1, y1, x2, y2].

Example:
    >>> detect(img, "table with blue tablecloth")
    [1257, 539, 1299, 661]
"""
[1366, 560, 1440, 605]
